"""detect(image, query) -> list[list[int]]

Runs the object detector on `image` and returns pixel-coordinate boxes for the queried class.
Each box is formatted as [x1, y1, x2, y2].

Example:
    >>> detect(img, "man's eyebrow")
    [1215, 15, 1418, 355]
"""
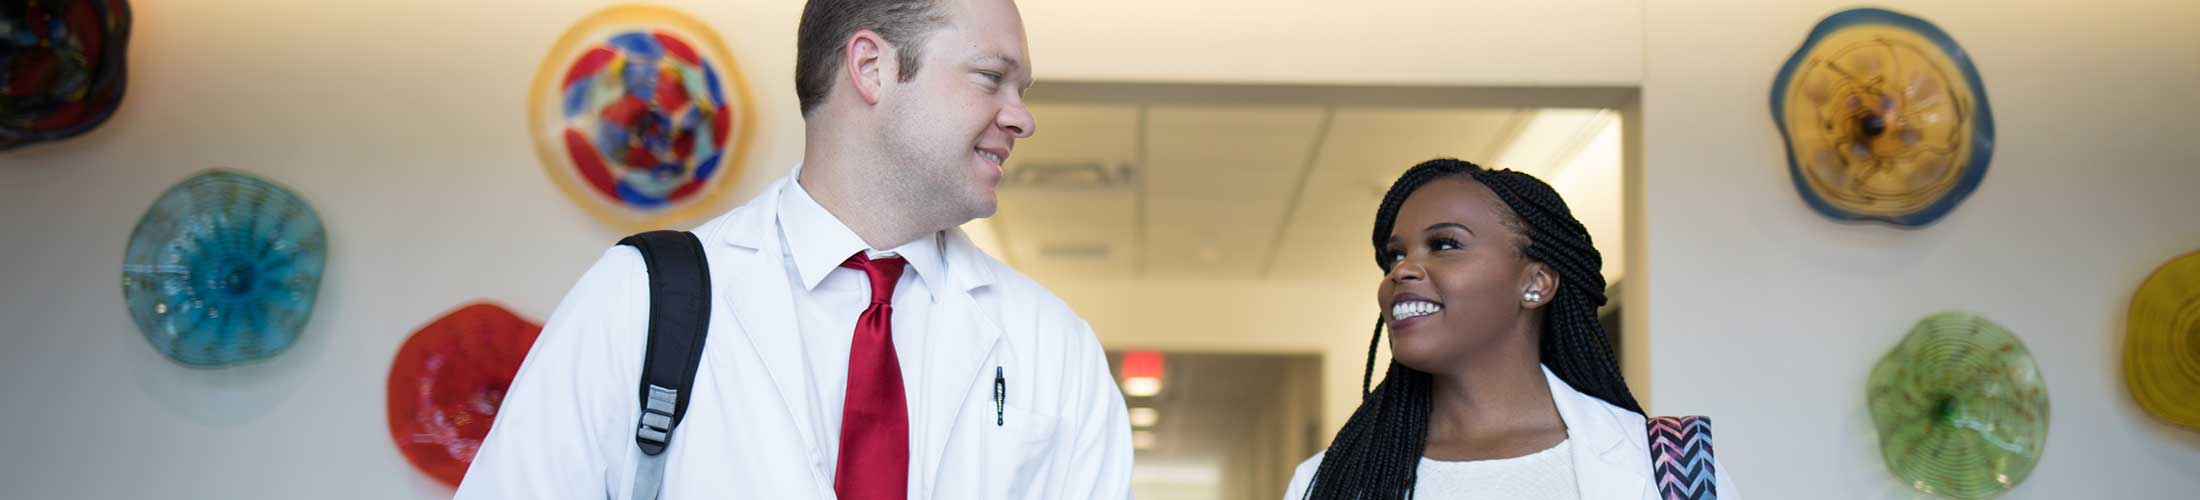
[972, 53, 1021, 70]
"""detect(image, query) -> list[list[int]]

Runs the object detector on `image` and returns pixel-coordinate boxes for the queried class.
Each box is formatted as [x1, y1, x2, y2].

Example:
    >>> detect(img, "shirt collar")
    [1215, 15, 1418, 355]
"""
[778, 168, 946, 301]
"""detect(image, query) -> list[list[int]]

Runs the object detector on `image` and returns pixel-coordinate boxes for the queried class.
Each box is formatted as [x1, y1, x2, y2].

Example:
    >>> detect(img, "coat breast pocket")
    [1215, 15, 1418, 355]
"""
[983, 402, 1058, 499]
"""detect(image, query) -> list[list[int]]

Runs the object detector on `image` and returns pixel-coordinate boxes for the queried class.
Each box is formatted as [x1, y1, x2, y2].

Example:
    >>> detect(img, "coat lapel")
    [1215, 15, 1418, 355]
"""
[914, 228, 1003, 499]
[1545, 365, 1656, 499]
[709, 178, 824, 459]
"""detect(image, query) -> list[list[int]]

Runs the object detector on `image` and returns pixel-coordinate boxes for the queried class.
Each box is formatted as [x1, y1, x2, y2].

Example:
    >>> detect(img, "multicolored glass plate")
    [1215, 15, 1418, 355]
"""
[528, 4, 754, 230]
[1, 0, 132, 150]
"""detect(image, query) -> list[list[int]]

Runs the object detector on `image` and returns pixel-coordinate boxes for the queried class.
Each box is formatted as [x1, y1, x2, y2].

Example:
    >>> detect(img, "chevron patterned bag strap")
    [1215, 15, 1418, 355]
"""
[1646, 416, 1717, 500]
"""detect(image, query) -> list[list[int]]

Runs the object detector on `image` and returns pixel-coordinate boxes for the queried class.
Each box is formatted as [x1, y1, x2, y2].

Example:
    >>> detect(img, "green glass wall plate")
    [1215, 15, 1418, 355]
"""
[1867, 311, 2047, 499]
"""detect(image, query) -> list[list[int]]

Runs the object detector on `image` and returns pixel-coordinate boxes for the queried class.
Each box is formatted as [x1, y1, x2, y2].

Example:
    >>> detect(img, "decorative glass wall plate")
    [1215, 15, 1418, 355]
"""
[121, 169, 326, 367]
[2127, 250, 2200, 431]
[1867, 311, 2047, 499]
[387, 302, 544, 488]
[528, 4, 754, 230]
[1, 0, 133, 150]
[1772, 8, 1993, 227]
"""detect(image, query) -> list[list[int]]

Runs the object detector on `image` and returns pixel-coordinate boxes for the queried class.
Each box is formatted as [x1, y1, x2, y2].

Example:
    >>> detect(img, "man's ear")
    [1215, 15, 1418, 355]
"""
[844, 29, 892, 106]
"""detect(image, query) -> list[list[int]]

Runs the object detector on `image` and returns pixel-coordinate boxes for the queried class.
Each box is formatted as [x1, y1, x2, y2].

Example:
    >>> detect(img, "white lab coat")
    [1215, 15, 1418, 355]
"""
[1282, 365, 1742, 499]
[457, 174, 1134, 499]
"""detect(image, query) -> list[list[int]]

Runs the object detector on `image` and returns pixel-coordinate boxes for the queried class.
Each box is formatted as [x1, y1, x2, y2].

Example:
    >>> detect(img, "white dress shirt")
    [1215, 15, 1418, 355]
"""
[1283, 440, 1582, 500]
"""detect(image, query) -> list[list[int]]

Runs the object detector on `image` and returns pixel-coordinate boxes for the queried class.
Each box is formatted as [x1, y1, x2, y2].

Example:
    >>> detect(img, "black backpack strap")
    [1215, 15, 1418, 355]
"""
[616, 230, 711, 500]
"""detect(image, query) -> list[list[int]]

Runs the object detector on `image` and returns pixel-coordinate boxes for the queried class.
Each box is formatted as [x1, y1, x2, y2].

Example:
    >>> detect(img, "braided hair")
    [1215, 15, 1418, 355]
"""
[1301, 158, 1639, 500]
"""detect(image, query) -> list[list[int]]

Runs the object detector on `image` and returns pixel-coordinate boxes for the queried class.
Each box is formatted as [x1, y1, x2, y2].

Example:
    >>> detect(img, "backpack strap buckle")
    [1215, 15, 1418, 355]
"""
[635, 384, 679, 455]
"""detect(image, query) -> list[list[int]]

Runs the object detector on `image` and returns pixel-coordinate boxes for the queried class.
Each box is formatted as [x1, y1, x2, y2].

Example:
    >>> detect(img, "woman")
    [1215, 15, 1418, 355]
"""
[1283, 159, 1738, 499]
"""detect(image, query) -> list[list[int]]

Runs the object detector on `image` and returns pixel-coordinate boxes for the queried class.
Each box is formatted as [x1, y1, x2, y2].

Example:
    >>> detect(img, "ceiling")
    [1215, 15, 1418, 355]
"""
[984, 95, 1619, 287]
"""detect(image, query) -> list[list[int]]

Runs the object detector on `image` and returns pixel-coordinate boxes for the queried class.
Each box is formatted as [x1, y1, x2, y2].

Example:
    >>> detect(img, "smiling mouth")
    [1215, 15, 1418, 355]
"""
[976, 149, 1004, 165]
[1391, 300, 1443, 321]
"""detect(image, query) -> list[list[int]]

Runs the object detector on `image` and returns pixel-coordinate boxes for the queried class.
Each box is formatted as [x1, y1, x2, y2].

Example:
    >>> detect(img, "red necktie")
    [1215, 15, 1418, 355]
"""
[835, 252, 909, 500]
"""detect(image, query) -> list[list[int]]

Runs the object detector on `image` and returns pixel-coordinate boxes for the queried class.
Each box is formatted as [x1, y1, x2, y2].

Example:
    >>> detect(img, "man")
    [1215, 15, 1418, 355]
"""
[456, 0, 1133, 498]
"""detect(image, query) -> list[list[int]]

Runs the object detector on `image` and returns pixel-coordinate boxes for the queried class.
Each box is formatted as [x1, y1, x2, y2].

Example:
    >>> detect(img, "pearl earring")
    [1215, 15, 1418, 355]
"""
[1524, 290, 1542, 303]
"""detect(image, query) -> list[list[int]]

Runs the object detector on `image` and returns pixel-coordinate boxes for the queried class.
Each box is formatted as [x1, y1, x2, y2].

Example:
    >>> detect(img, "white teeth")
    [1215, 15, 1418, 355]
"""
[977, 150, 1003, 164]
[1390, 301, 1441, 321]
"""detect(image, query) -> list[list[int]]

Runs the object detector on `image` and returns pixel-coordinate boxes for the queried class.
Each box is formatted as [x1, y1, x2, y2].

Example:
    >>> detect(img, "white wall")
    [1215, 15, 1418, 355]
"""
[4, 0, 2197, 498]
[1639, 1, 2200, 497]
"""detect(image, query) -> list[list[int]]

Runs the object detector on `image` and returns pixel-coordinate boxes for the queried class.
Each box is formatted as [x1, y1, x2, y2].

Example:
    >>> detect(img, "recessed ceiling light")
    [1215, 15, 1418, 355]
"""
[1129, 407, 1159, 427]
[1123, 377, 1161, 397]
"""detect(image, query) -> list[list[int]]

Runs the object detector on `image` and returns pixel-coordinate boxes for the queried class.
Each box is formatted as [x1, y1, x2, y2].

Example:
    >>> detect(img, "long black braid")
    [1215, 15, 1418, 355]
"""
[1302, 158, 1640, 500]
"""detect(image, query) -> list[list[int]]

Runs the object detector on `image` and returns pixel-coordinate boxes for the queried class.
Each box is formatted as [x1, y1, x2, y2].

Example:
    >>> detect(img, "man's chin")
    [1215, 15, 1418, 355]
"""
[968, 184, 999, 217]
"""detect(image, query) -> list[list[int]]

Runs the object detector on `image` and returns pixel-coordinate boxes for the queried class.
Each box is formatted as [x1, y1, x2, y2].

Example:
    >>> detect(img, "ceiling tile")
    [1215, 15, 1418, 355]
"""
[1144, 106, 1326, 201]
